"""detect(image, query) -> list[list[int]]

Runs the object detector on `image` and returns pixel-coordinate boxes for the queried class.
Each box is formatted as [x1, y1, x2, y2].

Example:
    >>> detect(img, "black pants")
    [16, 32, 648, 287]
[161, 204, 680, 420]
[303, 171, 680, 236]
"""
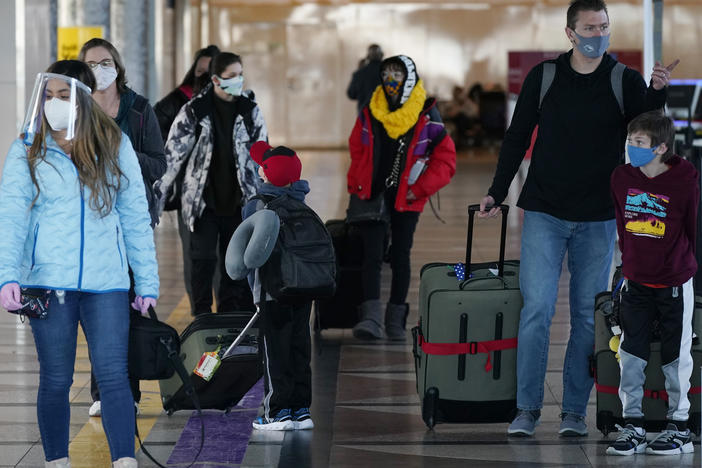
[259, 300, 312, 417]
[359, 191, 420, 304]
[190, 207, 254, 314]
[618, 278, 695, 423]
[620, 279, 690, 365]
[177, 211, 194, 313]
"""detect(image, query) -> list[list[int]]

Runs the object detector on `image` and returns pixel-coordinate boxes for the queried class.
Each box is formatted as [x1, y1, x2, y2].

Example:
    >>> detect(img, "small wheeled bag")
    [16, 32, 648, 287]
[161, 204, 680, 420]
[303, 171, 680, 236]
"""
[159, 312, 262, 414]
[314, 219, 363, 330]
[593, 286, 702, 435]
[413, 204, 522, 429]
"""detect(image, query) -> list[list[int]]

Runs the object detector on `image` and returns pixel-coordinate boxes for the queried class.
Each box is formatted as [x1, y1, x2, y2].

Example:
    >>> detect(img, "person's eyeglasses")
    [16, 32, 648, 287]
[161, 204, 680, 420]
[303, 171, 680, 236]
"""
[86, 59, 114, 70]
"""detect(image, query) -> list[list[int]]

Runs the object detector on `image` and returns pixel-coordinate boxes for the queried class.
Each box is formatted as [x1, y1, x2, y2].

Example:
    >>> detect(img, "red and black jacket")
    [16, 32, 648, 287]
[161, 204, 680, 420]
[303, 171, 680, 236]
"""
[347, 100, 456, 213]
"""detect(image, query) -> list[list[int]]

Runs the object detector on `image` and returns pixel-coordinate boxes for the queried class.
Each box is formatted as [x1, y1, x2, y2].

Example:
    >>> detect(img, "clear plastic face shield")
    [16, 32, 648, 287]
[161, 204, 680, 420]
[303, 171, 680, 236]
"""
[21, 72, 93, 142]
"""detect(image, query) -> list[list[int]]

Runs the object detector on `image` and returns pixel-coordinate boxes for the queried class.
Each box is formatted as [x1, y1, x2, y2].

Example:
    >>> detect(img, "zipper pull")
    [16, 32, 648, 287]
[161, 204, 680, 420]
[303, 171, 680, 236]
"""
[55, 290, 65, 304]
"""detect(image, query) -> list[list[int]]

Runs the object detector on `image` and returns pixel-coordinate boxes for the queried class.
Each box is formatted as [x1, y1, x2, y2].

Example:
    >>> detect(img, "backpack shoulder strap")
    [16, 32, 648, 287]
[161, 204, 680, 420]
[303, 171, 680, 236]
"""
[610, 62, 626, 115]
[539, 62, 556, 110]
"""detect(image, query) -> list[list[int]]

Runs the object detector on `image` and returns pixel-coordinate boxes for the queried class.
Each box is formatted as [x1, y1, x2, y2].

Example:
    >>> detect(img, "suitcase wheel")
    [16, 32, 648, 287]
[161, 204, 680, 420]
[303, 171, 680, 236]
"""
[422, 387, 439, 429]
[597, 411, 615, 436]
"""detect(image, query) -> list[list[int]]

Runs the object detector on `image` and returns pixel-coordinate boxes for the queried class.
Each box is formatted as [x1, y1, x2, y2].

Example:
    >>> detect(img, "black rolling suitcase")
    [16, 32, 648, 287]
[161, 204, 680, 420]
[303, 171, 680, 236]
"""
[158, 312, 262, 414]
[593, 277, 702, 435]
[413, 205, 522, 428]
[314, 219, 362, 330]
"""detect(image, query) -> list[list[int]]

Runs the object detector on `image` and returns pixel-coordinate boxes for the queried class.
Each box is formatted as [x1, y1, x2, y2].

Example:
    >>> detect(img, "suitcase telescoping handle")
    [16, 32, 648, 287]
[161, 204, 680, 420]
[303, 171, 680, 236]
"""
[466, 204, 509, 278]
[222, 307, 260, 359]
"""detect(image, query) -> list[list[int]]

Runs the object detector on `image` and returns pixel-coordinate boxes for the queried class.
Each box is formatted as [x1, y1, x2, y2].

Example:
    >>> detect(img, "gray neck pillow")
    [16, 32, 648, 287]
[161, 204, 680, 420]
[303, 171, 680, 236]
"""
[225, 209, 280, 280]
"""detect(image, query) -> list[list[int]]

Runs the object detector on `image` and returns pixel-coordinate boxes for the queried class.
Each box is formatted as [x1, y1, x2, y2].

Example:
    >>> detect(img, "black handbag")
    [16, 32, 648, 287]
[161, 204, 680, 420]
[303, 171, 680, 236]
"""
[346, 193, 390, 225]
[128, 306, 204, 468]
[128, 307, 181, 380]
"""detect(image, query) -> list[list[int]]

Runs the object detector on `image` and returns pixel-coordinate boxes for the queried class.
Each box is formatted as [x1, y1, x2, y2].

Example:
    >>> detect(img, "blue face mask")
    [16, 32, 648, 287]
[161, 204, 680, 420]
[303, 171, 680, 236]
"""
[217, 75, 244, 96]
[574, 32, 610, 58]
[627, 145, 658, 167]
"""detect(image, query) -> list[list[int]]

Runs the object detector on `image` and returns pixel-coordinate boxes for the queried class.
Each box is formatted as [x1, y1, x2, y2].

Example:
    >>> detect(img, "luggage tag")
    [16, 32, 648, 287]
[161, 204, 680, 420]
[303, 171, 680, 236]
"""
[194, 345, 223, 381]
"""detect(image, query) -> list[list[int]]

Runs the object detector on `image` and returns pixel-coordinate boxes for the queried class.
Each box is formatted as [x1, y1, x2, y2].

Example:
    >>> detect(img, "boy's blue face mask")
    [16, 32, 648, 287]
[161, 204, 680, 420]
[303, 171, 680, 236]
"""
[627, 144, 659, 167]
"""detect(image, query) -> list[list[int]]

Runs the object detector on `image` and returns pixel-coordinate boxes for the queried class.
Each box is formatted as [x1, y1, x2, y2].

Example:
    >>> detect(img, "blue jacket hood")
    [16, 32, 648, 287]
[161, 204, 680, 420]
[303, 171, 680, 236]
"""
[258, 179, 310, 202]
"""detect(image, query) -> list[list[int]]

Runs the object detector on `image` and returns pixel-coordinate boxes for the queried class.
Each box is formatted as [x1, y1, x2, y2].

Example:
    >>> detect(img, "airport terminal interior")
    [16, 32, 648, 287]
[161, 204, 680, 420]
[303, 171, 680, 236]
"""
[2, 0, 702, 467]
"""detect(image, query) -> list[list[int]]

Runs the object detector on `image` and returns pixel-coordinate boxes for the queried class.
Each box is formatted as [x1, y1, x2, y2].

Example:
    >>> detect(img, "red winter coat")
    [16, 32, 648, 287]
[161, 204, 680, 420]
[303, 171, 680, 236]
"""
[347, 101, 456, 212]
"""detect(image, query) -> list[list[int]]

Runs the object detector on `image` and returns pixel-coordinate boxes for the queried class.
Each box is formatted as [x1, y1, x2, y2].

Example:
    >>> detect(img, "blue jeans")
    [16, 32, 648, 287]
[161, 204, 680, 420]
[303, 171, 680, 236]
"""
[30, 291, 134, 462]
[517, 210, 616, 417]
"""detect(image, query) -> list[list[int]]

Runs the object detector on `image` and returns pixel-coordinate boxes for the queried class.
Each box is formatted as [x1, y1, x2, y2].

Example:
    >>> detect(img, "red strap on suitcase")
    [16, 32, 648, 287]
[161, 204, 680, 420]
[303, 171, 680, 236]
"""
[418, 334, 518, 372]
[596, 383, 702, 401]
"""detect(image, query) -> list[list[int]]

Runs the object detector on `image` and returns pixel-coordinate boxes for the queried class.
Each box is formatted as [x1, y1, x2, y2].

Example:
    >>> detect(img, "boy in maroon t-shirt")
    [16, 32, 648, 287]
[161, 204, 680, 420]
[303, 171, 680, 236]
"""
[608, 110, 699, 456]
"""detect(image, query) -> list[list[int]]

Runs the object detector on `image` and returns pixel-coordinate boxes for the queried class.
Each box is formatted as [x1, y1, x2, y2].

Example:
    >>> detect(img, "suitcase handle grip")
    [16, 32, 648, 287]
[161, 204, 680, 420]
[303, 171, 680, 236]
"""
[466, 204, 509, 277]
[459, 275, 507, 290]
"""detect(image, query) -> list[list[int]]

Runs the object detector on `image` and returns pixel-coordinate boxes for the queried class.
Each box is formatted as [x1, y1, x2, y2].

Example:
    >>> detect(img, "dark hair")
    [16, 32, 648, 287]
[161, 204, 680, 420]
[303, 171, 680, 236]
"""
[48, 59, 96, 92]
[627, 110, 676, 162]
[467, 83, 483, 102]
[180, 44, 220, 88]
[567, 0, 609, 30]
[210, 52, 242, 78]
[367, 44, 383, 62]
[78, 38, 128, 94]
[380, 56, 407, 77]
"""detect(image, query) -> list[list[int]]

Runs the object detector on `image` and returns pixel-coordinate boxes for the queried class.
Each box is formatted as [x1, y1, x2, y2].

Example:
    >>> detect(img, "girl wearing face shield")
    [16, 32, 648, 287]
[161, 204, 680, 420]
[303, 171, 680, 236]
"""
[347, 55, 456, 341]
[78, 37, 166, 421]
[0, 60, 159, 468]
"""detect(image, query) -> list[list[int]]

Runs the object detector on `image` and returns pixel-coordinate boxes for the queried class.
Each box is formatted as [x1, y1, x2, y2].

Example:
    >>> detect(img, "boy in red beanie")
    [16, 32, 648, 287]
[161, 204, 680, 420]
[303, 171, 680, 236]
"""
[243, 141, 314, 430]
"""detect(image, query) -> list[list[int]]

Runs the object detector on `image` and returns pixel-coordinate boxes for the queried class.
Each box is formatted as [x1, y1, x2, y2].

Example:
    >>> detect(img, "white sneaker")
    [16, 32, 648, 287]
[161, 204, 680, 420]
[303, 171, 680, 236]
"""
[45, 457, 71, 467]
[89, 400, 139, 417]
[88, 401, 101, 417]
[112, 457, 137, 467]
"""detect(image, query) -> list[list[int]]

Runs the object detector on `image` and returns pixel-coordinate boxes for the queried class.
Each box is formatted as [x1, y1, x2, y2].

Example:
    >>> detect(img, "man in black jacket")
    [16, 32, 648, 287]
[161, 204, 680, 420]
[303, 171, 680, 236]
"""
[346, 44, 383, 112]
[478, 0, 678, 438]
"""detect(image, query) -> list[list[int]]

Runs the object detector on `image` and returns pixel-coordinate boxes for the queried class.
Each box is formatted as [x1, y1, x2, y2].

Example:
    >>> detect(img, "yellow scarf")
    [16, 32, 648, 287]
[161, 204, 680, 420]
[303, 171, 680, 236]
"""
[369, 80, 426, 139]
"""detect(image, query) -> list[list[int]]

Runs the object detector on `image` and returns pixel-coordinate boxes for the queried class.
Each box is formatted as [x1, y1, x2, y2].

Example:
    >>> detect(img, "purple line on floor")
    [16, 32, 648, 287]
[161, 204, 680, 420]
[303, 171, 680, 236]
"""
[166, 378, 264, 465]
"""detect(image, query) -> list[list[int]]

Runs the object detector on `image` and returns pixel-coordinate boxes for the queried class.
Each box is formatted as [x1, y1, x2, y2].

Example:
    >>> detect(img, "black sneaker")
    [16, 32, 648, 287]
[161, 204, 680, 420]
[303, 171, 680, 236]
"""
[606, 424, 647, 456]
[646, 423, 694, 455]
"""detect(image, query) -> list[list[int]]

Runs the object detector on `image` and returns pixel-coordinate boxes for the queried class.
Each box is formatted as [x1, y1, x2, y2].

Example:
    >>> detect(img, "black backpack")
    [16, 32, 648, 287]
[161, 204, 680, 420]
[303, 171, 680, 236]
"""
[255, 194, 336, 303]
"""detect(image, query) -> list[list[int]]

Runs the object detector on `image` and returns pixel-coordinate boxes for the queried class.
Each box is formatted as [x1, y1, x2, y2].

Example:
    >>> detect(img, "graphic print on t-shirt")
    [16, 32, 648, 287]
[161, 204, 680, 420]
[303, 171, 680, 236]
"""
[623, 188, 669, 238]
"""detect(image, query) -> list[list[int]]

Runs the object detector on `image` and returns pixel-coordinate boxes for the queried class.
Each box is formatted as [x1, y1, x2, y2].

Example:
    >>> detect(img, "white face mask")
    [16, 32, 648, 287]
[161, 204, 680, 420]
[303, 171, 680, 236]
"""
[217, 75, 244, 97]
[43, 98, 76, 131]
[94, 66, 118, 91]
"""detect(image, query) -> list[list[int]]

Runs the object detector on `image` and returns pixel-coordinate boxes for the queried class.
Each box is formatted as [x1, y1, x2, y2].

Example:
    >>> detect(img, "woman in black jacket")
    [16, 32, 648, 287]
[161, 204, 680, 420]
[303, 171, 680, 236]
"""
[152, 45, 220, 314]
[154, 44, 220, 144]
[78, 37, 167, 418]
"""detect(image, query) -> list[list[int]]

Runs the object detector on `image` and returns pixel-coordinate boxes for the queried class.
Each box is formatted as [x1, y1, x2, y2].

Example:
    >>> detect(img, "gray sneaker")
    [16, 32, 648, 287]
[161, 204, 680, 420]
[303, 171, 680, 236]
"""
[559, 412, 588, 436]
[508, 410, 540, 436]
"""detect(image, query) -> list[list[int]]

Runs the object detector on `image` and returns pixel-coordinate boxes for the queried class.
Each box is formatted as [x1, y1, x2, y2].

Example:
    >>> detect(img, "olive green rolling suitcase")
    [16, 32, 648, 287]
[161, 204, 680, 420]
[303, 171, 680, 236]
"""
[413, 205, 522, 428]
[159, 312, 261, 414]
[594, 289, 702, 435]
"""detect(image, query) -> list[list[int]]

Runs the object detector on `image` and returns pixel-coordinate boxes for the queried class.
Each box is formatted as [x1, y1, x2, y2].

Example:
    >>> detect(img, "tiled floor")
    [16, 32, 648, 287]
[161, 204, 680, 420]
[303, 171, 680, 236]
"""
[0, 148, 699, 467]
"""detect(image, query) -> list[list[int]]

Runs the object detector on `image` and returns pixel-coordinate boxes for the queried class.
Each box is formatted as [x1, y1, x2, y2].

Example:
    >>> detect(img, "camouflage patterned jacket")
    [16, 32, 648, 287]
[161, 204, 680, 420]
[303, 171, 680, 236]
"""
[155, 85, 267, 231]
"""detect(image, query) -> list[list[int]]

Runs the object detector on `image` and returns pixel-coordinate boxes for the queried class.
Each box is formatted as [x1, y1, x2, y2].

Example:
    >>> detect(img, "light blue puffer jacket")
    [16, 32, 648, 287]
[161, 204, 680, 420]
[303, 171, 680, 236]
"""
[0, 134, 159, 297]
